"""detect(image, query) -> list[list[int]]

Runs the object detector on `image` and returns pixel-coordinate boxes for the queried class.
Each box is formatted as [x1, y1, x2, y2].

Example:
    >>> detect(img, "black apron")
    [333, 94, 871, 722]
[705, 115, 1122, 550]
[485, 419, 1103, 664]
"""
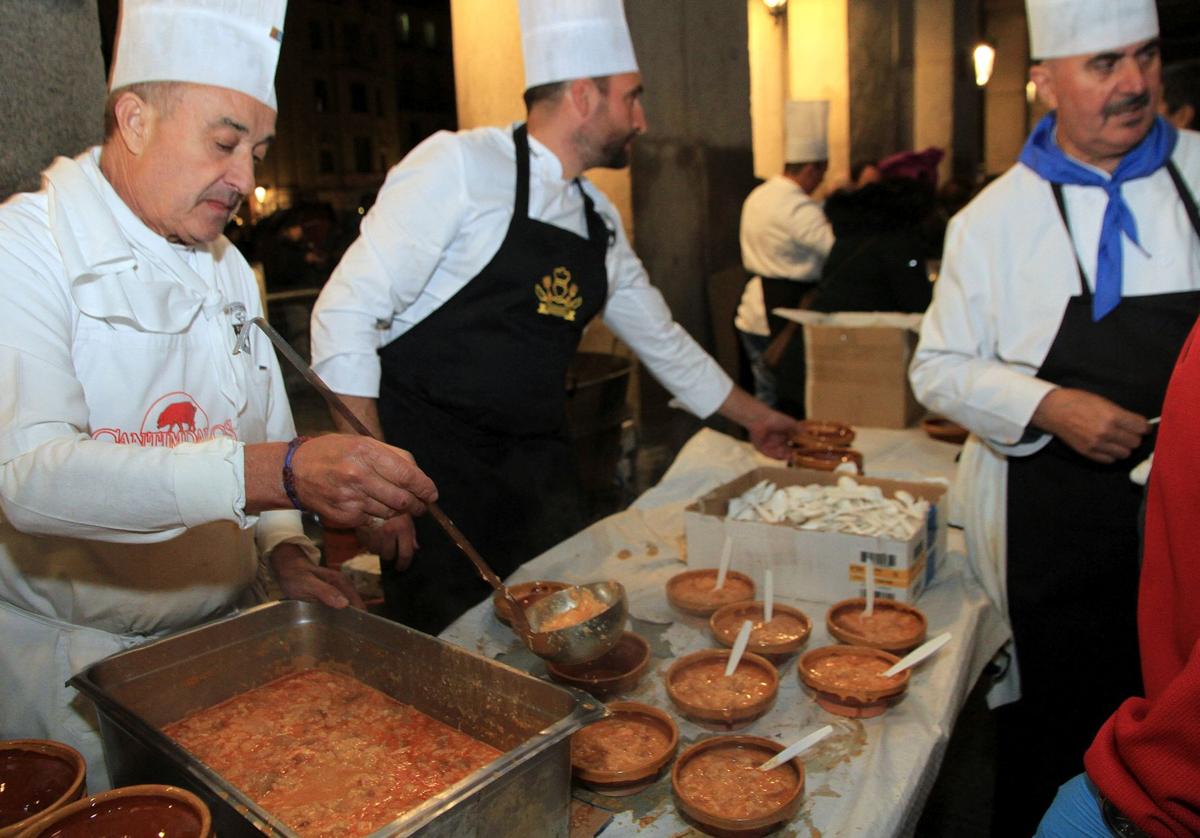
[995, 163, 1200, 836]
[377, 125, 609, 635]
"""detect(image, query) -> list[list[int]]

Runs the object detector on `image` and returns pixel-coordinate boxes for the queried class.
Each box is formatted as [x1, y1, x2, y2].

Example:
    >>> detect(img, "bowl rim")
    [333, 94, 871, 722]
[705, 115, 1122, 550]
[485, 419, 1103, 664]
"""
[670, 734, 805, 830]
[665, 648, 779, 723]
[0, 739, 87, 837]
[15, 784, 211, 838]
[792, 420, 856, 446]
[797, 644, 910, 703]
[545, 631, 652, 694]
[825, 597, 927, 653]
[491, 579, 570, 625]
[665, 569, 756, 616]
[708, 601, 813, 656]
[570, 701, 680, 785]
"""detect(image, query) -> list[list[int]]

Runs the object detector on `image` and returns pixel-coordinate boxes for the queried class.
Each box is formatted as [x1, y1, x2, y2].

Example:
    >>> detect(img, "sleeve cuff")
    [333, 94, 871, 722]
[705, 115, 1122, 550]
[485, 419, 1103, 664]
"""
[171, 438, 246, 527]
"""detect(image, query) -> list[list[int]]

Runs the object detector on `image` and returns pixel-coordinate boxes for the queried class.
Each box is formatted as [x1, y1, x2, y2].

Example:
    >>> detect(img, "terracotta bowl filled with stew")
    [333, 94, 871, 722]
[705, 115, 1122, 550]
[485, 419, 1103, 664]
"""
[671, 735, 805, 838]
[825, 598, 927, 654]
[665, 649, 778, 730]
[788, 445, 864, 473]
[547, 631, 651, 699]
[492, 580, 570, 626]
[921, 416, 969, 444]
[666, 569, 756, 617]
[16, 785, 211, 838]
[709, 601, 812, 664]
[0, 740, 87, 838]
[791, 420, 855, 449]
[571, 701, 679, 796]
[798, 645, 910, 718]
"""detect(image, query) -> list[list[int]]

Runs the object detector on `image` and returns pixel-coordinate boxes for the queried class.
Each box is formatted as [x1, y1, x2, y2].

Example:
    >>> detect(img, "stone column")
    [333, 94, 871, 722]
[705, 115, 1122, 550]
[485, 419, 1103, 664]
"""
[787, 0, 851, 189]
[914, 0, 956, 180]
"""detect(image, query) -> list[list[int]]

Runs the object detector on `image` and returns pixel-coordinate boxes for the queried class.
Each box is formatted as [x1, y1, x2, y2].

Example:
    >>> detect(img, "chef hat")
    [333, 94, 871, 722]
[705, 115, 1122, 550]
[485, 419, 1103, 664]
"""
[1026, 0, 1157, 60]
[785, 100, 830, 163]
[519, 0, 639, 90]
[109, 0, 287, 111]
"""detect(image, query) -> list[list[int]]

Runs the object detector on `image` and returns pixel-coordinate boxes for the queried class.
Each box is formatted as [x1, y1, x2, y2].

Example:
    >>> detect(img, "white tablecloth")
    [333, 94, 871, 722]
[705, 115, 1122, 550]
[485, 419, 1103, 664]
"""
[441, 428, 1010, 837]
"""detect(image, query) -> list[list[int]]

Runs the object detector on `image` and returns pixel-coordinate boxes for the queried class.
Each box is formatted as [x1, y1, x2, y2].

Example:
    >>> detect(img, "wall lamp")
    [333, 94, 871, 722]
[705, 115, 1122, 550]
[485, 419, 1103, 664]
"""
[973, 41, 996, 87]
[763, 0, 787, 19]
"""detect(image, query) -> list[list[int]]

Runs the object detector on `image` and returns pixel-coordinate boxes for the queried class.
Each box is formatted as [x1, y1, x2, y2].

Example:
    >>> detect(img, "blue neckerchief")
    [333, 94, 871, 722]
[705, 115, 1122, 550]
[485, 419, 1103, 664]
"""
[1018, 113, 1178, 320]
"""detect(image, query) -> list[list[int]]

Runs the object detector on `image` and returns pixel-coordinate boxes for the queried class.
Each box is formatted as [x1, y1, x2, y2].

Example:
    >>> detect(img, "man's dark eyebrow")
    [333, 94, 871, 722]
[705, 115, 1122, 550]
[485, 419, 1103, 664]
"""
[216, 116, 249, 134]
[627, 84, 644, 99]
[1087, 51, 1122, 66]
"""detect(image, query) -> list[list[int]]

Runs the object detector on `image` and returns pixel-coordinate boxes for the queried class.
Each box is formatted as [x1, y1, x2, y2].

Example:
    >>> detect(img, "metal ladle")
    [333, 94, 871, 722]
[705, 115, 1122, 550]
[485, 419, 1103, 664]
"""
[239, 315, 628, 664]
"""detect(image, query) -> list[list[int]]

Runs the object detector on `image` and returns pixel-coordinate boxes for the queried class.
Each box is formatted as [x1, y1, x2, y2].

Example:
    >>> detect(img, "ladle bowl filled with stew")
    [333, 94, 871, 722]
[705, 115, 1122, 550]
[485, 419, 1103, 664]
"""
[492, 580, 570, 626]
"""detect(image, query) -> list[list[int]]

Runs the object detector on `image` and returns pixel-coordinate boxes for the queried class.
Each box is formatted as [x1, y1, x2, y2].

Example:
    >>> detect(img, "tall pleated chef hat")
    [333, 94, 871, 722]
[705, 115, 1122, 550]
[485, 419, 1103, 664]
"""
[1026, 0, 1158, 60]
[109, 0, 287, 110]
[785, 100, 830, 163]
[519, 0, 639, 90]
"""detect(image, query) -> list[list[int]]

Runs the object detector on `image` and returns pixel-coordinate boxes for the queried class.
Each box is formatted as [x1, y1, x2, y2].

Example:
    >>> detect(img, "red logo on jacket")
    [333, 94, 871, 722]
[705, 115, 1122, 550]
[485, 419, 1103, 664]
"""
[91, 391, 237, 446]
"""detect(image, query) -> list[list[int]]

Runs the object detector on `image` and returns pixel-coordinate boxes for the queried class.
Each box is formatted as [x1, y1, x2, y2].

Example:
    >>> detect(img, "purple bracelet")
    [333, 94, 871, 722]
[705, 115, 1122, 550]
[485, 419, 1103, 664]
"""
[282, 436, 310, 511]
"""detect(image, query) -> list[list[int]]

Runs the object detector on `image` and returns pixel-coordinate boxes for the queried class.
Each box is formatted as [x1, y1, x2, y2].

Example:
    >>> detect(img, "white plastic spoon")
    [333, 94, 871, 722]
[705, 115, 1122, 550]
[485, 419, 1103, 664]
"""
[1148, 416, 1161, 425]
[763, 566, 775, 622]
[864, 561, 876, 617]
[758, 724, 835, 772]
[882, 631, 952, 677]
[725, 619, 754, 676]
[714, 536, 733, 590]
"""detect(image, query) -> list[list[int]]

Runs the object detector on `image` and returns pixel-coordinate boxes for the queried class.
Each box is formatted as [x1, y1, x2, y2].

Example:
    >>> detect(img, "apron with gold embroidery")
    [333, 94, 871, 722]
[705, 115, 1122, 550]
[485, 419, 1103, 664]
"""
[376, 124, 609, 633]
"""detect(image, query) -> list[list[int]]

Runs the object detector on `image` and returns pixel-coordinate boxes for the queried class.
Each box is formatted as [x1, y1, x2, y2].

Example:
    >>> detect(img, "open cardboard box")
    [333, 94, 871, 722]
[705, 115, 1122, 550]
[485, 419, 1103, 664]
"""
[684, 467, 947, 604]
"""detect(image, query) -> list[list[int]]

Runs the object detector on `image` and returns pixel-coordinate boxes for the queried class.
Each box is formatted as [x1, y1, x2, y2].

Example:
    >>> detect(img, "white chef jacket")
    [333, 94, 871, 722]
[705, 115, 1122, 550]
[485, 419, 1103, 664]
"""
[311, 126, 732, 418]
[735, 176, 835, 336]
[0, 148, 314, 788]
[910, 129, 1200, 705]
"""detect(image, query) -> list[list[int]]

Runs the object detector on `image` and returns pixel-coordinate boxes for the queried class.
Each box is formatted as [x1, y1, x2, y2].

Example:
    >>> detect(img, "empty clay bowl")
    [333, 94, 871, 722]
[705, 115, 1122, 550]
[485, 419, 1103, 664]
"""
[666, 569, 756, 617]
[791, 420, 855, 449]
[672, 735, 804, 838]
[666, 648, 778, 730]
[798, 645, 910, 718]
[571, 701, 679, 796]
[492, 580, 570, 626]
[0, 740, 86, 838]
[17, 784, 211, 838]
[788, 445, 864, 473]
[921, 416, 969, 444]
[826, 598, 927, 654]
[547, 631, 651, 699]
[709, 601, 812, 663]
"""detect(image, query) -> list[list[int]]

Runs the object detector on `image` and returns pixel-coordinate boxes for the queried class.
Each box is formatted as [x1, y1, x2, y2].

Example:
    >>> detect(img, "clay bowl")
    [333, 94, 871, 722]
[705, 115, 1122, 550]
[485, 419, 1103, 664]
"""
[547, 631, 651, 699]
[0, 740, 87, 838]
[671, 735, 805, 838]
[798, 644, 910, 719]
[921, 416, 969, 444]
[571, 701, 679, 796]
[826, 597, 927, 654]
[791, 420, 855, 449]
[492, 580, 570, 626]
[665, 648, 779, 730]
[17, 784, 211, 838]
[788, 444, 864, 473]
[666, 569, 756, 618]
[709, 601, 812, 664]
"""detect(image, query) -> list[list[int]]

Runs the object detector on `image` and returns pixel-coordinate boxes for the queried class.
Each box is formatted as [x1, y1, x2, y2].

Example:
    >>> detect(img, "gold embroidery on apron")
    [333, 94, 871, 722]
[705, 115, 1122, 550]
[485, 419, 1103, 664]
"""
[534, 266, 583, 321]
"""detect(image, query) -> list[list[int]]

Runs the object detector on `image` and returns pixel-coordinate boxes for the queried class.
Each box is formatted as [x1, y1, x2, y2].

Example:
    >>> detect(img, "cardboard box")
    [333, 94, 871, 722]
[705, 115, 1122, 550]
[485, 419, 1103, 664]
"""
[684, 467, 947, 604]
[804, 324, 924, 429]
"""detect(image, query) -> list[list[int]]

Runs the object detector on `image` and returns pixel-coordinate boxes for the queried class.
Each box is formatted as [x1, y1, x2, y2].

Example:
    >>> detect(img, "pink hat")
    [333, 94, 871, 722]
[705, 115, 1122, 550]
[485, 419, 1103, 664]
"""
[877, 147, 944, 186]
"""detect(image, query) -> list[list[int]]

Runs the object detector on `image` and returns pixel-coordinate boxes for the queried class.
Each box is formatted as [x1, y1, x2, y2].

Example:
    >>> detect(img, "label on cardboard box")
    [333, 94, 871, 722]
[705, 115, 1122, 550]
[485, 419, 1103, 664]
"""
[683, 467, 947, 604]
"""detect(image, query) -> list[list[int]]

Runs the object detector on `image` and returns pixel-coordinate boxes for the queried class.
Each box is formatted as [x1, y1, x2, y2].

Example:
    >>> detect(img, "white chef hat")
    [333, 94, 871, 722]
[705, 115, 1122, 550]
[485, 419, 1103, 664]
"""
[109, 0, 287, 111]
[785, 100, 830, 163]
[519, 0, 639, 90]
[1026, 0, 1158, 60]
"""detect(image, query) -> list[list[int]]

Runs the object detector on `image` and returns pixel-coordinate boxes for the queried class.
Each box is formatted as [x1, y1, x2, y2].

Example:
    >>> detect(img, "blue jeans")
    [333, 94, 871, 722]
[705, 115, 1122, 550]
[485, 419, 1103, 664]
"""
[739, 329, 777, 408]
[1034, 774, 1111, 838]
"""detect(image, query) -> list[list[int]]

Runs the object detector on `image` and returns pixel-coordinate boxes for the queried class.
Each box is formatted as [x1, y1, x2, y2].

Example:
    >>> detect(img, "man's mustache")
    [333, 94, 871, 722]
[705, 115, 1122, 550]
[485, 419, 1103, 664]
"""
[1103, 91, 1150, 117]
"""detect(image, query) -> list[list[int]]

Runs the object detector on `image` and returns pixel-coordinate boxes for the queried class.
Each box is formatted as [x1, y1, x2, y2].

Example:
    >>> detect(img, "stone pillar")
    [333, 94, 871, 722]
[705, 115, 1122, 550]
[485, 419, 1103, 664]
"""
[0, 0, 107, 198]
[787, 0, 851, 189]
[983, 0, 1030, 174]
[847, 0, 915, 167]
[748, 0, 789, 180]
[914, 0, 956, 181]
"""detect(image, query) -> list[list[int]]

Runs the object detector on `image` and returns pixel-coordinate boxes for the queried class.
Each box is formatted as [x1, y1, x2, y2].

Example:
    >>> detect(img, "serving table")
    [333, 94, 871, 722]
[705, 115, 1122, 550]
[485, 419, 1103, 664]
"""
[441, 427, 1010, 837]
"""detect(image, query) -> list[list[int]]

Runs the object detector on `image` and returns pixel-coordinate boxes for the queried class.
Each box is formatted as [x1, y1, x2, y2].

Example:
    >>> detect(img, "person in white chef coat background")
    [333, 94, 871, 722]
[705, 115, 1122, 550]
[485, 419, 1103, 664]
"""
[735, 100, 835, 411]
[310, 0, 799, 635]
[909, 0, 1200, 833]
[0, 0, 437, 791]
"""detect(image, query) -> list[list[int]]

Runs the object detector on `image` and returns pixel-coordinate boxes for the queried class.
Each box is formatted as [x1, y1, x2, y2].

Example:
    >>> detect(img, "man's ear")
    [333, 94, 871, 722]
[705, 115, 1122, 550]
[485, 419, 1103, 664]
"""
[1028, 63, 1058, 110]
[111, 91, 155, 155]
[566, 77, 600, 119]
[1168, 103, 1195, 131]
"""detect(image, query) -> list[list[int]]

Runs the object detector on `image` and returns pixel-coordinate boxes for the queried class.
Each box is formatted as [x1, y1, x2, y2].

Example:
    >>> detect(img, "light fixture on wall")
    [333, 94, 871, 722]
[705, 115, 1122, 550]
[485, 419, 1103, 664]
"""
[973, 42, 996, 87]
[763, 0, 787, 19]
[1025, 80, 1038, 103]
[253, 185, 267, 204]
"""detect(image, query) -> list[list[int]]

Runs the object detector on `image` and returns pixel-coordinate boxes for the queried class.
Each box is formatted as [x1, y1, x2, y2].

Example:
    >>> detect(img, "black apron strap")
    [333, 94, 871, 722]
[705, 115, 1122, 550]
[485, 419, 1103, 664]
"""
[1050, 182, 1091, 297]
[513, 123, 531, 220]
[1165, 160, 1200, 241]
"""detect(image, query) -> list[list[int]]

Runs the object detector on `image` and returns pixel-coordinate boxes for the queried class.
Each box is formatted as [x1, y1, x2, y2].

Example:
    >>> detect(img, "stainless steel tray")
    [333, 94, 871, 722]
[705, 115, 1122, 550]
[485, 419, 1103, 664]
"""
[69, 600, 604, 837]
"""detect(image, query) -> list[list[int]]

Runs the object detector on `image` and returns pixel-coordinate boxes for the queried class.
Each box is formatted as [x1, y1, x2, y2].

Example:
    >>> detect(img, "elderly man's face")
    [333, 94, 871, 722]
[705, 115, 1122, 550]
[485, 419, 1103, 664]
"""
[122, 84, 275, 245]
[1030, 38, 1162, 170]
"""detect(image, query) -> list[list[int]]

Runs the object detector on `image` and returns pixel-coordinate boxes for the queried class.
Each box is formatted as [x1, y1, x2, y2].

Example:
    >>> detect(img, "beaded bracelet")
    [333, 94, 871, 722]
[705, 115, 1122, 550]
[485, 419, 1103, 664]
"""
[283, 436, 311, 511]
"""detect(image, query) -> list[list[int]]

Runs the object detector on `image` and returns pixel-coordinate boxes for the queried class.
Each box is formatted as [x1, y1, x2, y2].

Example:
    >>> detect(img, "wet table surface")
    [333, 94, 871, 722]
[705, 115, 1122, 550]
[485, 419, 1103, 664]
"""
[441, 428, 1009, 837]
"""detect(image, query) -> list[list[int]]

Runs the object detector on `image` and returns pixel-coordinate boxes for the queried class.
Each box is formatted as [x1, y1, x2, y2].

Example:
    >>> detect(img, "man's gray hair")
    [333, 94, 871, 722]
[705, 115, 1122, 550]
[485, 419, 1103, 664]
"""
[103, 81, 184, 139]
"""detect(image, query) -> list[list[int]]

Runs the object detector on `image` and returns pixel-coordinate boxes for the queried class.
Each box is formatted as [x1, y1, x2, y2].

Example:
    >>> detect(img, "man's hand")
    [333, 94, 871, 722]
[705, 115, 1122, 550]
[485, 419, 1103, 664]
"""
[270, 543, 365, 610]
[716, 386, 801, 460]
[1031, 387, 1150, 464]
[357, 513, 418, 569]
